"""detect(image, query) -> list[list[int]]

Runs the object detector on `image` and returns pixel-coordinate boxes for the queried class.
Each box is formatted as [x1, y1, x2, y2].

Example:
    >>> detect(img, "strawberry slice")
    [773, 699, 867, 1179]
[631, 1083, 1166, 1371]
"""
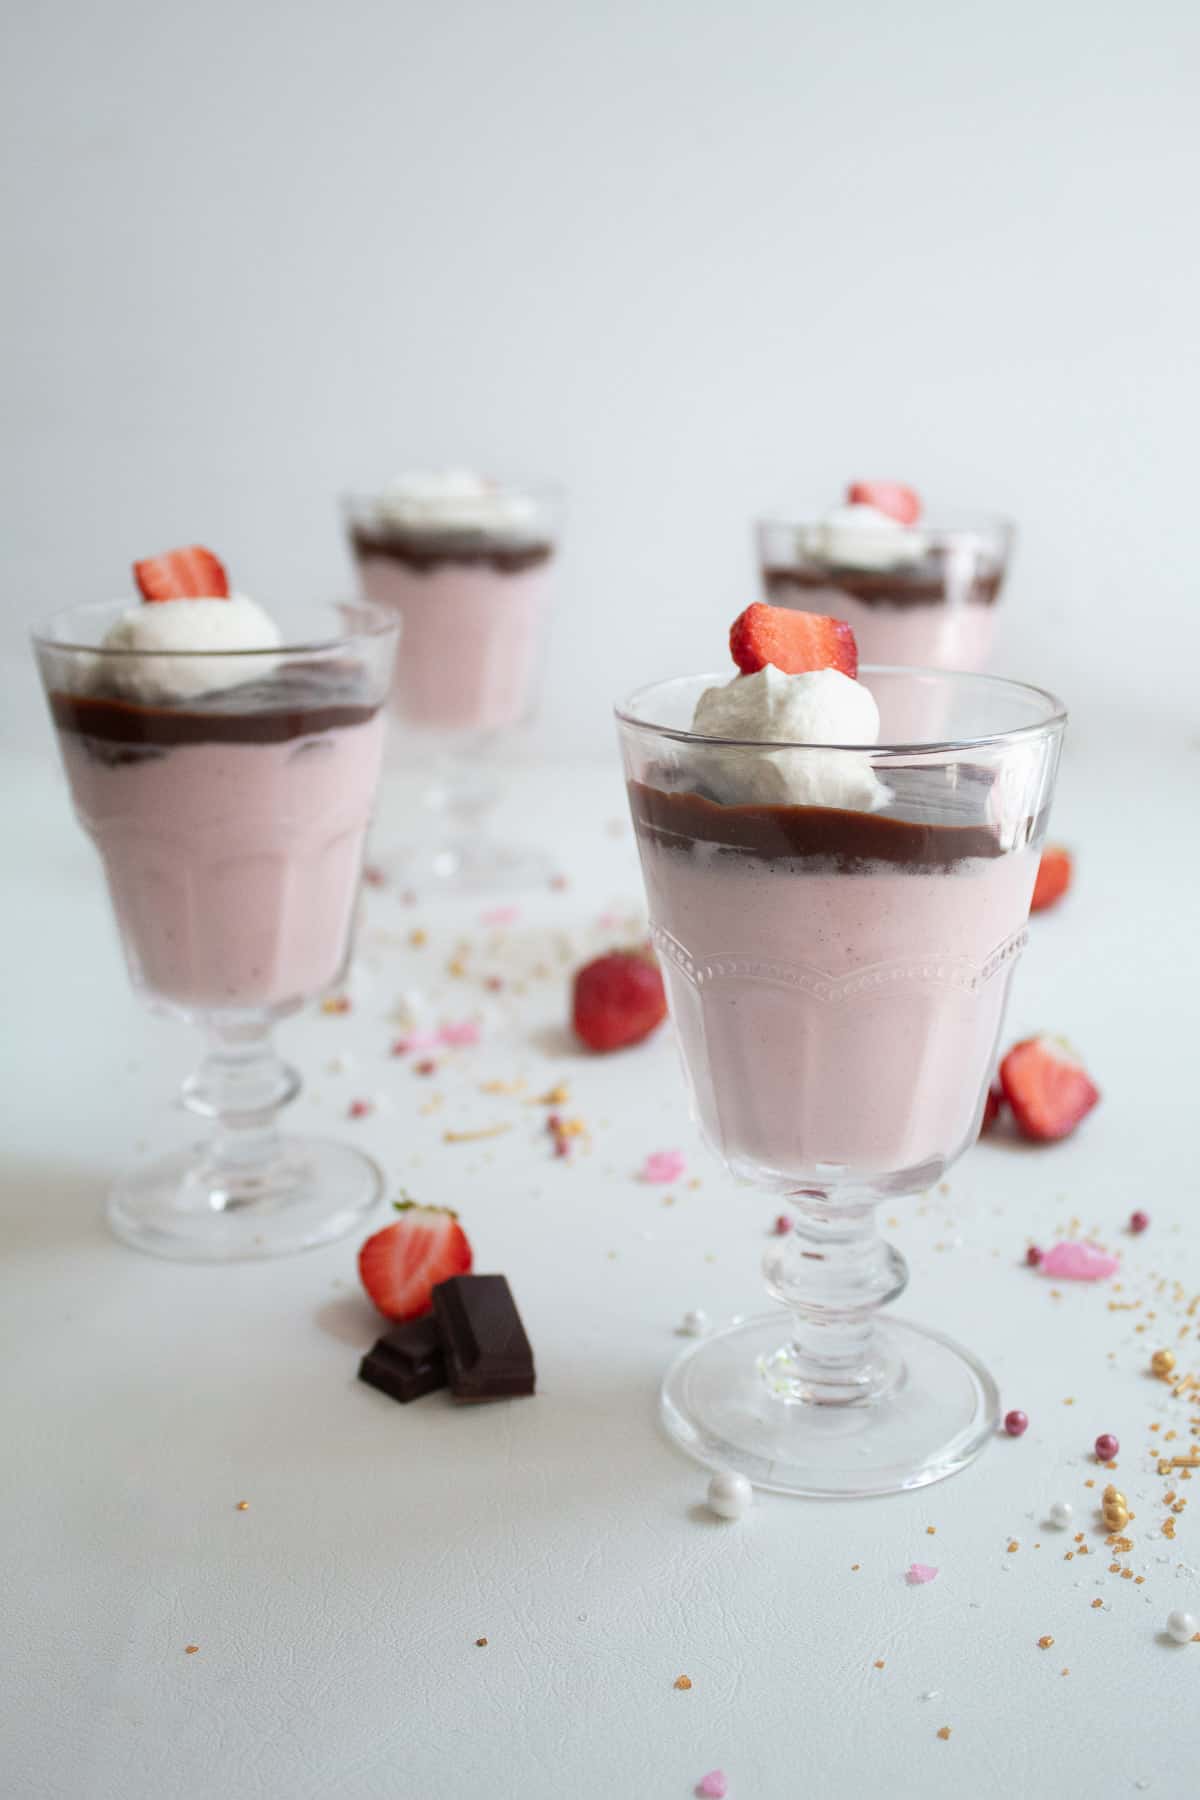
[999, 1036, 1100, 1143]
[358, 1202, 473, 1321]
[1030, 846, 1072, 913]
[729, 602, 858, 679]
[845, 481, 922, 525]
[133, 546, 230, 602]
[572, 948, 667, 1053]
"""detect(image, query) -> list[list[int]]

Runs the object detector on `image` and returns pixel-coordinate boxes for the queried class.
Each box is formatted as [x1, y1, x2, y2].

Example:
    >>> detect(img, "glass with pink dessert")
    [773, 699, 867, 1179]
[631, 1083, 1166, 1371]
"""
[616, 600, 1065, 1496]
[344, 471, 562, 889]
[33, 545, 398, 1262]
[757, 481, 1012, 673]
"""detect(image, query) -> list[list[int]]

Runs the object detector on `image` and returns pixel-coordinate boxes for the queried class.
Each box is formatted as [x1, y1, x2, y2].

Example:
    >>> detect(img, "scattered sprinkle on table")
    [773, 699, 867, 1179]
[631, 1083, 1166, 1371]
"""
[674, 1675, 692, 1690]
[1037, 1635, 1055, 1649]
[907, 1563, 938, 1584]
[185, 1645, 199, 1655]
[475, 1637, 488, 1648]
[443, 1124, 512, 1144]
[235, 1500, 249, 1511]
[696, 1773, 728, 1799]
[937, 1727, 952, 1741]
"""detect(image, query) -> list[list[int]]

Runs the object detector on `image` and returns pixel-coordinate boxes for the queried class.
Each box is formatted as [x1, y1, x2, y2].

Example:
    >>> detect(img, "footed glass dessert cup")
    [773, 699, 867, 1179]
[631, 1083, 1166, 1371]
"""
[617, 668, 1065, 1496]
[33, 599, 398, 1262]
[344, 479, 563, 891]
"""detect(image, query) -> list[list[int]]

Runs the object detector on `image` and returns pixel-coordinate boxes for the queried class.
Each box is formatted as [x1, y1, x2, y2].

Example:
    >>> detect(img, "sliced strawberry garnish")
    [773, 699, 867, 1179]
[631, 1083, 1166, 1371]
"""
[358, 1202, 473, 1321]
[1030, 846, 1073, 913]
[845, 481, 922, 525]
[133, 546, 230, 602]
[999, 1036, 1100, 1143]
[729, 602, 858, 679]
[572, 948, 667, 1053]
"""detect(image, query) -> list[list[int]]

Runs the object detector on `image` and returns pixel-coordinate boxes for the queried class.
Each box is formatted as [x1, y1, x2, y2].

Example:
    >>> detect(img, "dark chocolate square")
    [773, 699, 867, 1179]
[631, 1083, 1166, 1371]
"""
[431, 1274, 536, 1402]
[357, 1314, 447, 1404]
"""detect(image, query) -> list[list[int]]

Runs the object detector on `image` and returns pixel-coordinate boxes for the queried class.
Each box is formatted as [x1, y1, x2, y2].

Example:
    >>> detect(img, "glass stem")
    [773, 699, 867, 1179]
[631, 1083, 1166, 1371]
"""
[182, 1014, 301, 1209]
[761, 1192, 909, 1405]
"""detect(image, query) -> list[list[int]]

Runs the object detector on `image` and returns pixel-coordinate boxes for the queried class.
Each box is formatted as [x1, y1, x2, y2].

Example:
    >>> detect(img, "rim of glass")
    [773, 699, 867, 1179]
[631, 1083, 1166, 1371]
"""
[29, 597, 399, 659]
[614, 667, 1067, 756]
[756, 507, 1014, 542]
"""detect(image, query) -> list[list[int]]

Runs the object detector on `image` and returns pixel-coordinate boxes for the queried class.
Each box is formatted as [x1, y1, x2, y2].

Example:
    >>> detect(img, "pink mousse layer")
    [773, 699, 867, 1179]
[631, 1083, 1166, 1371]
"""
[637, 838, 1036, 1187]
[357, 557, 549, 732]
[832, 592, 997, 672]
[59, 717, 385, 1012]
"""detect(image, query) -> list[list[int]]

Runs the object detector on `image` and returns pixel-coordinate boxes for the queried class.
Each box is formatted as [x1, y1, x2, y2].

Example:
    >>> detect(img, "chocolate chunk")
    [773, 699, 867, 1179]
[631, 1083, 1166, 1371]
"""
[431, 1275, 535, 1402]
[358, 1314, 446, 1404]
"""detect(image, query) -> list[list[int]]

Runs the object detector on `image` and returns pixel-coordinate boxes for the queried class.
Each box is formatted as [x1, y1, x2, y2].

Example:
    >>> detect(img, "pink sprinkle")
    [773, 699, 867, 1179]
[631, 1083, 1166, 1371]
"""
[438, 1020, 481, 1048]
[906, 1563, 939, 1585]
[640, 1149, 687, 1184]
[347, 1099, 372, 1120]
[391, 1029, 440, 1055]
[697, 1775, 728, 1799]
[362, 864, 387, 888]
[413, 1059, 437, 1077]
[484, 975, 505, 992]
[1040, 1241, 1119, 1282]
[772, 1214, 791, 1236]
[481, 904, 520, 927]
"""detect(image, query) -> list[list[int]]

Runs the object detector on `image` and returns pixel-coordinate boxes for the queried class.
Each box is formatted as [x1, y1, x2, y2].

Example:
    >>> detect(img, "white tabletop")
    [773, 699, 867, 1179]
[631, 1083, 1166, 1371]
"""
[3, 724, 1198, 1800]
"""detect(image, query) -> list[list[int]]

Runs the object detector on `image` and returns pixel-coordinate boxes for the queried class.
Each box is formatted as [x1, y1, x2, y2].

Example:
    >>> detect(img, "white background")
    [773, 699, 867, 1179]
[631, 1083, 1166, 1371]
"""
[4, 0, 1199, 752]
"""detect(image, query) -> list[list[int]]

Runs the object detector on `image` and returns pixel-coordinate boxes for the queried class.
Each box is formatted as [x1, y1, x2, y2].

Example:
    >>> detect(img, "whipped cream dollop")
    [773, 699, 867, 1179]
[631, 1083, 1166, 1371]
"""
[98, 596, 283, 702]
[374, 469, 541, 541]
[690, 665, 890, 811]
[805, 502, 928, 572]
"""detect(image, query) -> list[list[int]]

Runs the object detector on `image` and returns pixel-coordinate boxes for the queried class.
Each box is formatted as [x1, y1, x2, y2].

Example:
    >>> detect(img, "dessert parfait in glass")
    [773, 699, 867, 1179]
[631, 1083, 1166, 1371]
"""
[617, 600, 1065, 1495]
[33, 544, 398, 1261]
[345, 470, 562, 888]
[757, 481, 1012, 673]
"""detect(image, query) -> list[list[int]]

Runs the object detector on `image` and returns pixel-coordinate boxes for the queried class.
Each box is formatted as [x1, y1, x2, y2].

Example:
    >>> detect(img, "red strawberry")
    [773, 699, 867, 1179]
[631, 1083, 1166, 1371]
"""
[999, 1036, 1100, 1143]
[729, 603, 858, 679]
[133, 546, 230, 602]
[358, 1202, 472, 1321]
[845, 481, 922, 525]
[980, 1086, 1003, 1134]
[1030, 846, 1072, 913]
[572, 949, 666, 1053]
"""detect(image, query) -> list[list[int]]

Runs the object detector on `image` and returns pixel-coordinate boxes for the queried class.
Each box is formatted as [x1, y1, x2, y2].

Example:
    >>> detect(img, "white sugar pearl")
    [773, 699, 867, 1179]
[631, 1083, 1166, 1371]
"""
[1048, 1501, 1074, 1528]
[680, 1310, 710, 1337]
[1166, 1608, 1198, 1644]
[707, 1471, 753, 1519]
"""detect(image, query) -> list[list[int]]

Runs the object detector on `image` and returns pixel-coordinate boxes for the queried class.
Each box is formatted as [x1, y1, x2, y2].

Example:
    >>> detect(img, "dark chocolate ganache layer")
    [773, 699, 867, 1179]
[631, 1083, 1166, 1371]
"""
[762, 561, 1004, 611]
[350, 524, 554, 575]
[49, 658, 382, 750]
[628, 779, 1016, 871]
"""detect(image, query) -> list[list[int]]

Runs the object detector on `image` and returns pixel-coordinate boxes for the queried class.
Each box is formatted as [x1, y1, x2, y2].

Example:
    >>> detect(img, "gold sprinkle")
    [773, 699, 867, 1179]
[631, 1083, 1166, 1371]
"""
[408, 929, 427, 948]
[1092, 1598, 1104, 1609]
[926, 1526, 937, 1536]
[1121, 1568, 1134, 1580]
[851, 1563, 861, 1571]
[874, 1659, 885, 1669]
[235, 1500, 249, 1512]
[1061, 1667, 1070, 1676]
[937, 1726, 952, 1741]
[1064, 1551, 1074, 1560]
[1007, 1541, 1019, 1553]
[1063, 1396, 1075, 1406]
[531, 1083, 571, 1106]
[442, 1123, 512, 1144]
[475, 1637, 488, 1647]
[185, 1644, 199, 1655]
[674, 1675, 692, 1690]
[480, 1078, 525, 1096]
[1037, 1635, 1054, 1649]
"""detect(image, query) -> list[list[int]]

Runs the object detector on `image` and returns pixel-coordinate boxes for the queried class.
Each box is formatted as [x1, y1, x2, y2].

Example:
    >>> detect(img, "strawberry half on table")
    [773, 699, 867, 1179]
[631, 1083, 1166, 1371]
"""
[358, 1202, 473, 1321]
[729, 602, 858, 679]
[572, 949, 667, 1053]
[1030, 846, 1073, 913]
[133, 546, 230, 602]
[999, 1036, 1100, 1143]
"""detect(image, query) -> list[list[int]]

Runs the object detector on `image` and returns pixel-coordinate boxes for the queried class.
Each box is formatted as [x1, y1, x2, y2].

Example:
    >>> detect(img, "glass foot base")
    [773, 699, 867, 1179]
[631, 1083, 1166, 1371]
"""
[661, 1312, 999, 1497]
[383, 840, 552, 896]
[107, 1135, 384, 1263]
